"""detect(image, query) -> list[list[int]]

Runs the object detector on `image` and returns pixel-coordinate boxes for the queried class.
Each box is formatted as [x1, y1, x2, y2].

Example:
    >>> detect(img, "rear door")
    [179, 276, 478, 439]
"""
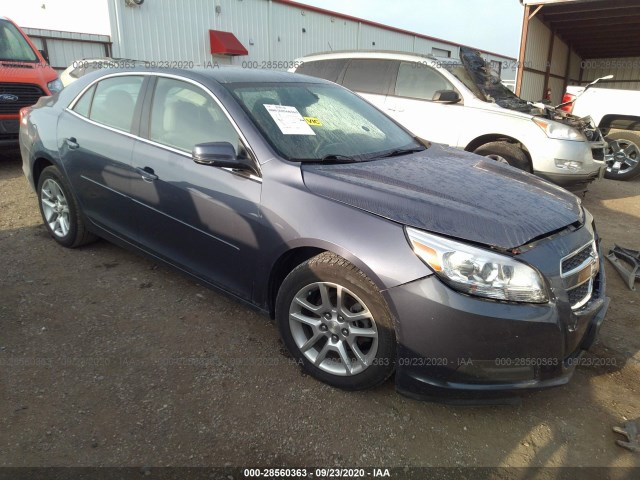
[57, 75, 146, 239]
[383, 61, 463, 146]
[128, 76, 262, 299]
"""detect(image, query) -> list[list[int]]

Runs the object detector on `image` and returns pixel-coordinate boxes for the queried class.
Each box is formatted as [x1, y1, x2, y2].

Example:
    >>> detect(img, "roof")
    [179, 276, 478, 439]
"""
[79, 65, 333, 85]
[300, 49, 439, 60]
[521, 0, 640, 59]
[273, 0, 516, 61]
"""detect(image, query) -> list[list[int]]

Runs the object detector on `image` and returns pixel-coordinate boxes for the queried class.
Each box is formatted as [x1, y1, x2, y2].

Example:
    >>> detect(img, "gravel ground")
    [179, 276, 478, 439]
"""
[1, 149, 639, 470]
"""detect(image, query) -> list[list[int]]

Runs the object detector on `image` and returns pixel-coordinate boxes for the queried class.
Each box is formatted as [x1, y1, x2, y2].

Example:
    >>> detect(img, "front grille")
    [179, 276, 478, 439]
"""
[0, 83, 45, 114]
[568, 282, 590, 306]
[561, 241, 598, 310]
[562, 244, 592, 273]
[0, 132, 18, 141]
[592, 148, 605, 161]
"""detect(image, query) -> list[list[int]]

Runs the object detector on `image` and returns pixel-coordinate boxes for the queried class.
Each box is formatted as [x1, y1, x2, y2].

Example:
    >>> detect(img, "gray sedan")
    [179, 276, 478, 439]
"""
[19, 67, 608, 399]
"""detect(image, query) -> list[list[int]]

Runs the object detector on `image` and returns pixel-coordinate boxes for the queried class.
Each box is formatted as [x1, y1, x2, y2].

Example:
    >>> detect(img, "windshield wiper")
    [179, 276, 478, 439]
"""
[370, 146, 425, 159]
[297, 154, 361, 164]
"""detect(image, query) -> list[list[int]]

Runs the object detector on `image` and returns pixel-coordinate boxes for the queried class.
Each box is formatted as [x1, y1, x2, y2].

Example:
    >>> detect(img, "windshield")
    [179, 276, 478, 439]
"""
[0, 20, 38, 62]
[227, 82, 423, 162]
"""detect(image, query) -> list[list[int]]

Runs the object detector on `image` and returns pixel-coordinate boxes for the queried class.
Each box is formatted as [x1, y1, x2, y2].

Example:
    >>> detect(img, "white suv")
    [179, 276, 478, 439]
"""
[292, 48, 606, 192]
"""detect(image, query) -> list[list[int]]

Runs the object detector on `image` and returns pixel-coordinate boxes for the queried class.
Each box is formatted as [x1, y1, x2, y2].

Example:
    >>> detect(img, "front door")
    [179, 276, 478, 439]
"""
[383, 61, 464, 147]
[129, 76, 262, 299]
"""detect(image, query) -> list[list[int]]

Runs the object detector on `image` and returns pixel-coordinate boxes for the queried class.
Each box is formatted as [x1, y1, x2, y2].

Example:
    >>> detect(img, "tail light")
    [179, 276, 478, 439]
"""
[560, 93, 575, 113]
[19, 106, 32, 127]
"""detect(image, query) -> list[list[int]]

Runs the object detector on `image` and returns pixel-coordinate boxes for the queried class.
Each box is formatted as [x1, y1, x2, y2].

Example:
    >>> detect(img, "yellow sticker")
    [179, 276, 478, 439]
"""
[304, 117, 322, 126]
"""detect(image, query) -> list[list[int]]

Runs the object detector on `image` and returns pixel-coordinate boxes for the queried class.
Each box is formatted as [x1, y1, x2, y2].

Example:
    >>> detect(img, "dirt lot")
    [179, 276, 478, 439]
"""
[1, 149, 639, 471]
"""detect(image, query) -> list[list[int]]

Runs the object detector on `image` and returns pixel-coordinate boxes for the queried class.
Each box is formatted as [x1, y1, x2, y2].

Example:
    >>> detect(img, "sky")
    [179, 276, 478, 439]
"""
[2, 0, 524, 58]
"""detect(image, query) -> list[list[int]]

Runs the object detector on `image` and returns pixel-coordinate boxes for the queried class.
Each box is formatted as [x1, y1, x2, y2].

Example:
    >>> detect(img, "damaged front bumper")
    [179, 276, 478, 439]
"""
[531, 137, 606, 192]
[384, 223, 609, 402]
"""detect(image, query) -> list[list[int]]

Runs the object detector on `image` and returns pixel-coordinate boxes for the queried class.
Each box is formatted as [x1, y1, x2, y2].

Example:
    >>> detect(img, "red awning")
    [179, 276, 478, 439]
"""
[209, 30, 248, 56]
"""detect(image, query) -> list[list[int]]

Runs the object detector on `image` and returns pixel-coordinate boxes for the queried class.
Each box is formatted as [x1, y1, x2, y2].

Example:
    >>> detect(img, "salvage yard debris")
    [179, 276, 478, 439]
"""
[613, 419, 640, 453]
[606, 245, 640, 291]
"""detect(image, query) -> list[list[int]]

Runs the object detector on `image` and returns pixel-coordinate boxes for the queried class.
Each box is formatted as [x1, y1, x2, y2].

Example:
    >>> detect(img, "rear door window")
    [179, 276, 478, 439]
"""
[342, 59, 396, 95]
[89, 76, 144, 132]
[394, 61, 455, 101]
[296, 59, 347, 83]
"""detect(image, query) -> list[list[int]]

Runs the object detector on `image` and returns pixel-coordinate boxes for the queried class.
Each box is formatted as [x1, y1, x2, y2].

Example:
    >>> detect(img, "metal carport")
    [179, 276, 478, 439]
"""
[516, 0, 640, 105]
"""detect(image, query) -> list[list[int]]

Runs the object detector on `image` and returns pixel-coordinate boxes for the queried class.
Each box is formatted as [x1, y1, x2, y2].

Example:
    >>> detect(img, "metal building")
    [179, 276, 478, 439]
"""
[106, 0, 516, 81]
[516, 0, 640, 104]
[22, 27, 112, 73]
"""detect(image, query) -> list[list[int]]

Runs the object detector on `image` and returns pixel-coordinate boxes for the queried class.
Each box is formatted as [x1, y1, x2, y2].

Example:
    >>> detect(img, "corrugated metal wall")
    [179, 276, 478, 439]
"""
[581, 57, 640, 90]
[107, 0, 514, 78]
[519, 15, 640, 100]
[22, 27, 111, 72]
[524, 17, 550, 74]
[519, 17, 578, 104]
[521, 71, 545, 102]
[569, 51, 581, 82]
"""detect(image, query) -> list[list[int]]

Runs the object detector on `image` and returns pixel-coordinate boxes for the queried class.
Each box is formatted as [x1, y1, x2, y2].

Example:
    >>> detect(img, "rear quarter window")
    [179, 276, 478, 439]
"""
[71, 84, 96, 117]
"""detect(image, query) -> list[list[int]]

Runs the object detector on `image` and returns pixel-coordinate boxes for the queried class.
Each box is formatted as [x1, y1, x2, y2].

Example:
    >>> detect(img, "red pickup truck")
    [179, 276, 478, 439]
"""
[0, 17, 62, 147]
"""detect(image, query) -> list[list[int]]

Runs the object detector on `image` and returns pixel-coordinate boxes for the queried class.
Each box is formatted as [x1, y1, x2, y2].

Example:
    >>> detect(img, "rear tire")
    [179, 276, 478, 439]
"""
[474, 141, 531, 172]
[604, 131, 640, 180]
[276, 252, 396, 390]
[37, 166, 96, 248]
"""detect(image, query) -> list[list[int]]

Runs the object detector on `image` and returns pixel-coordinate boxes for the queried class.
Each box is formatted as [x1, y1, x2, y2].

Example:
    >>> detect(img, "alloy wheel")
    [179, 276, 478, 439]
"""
[289, 282, 379, 376]
[606, 139, 639, 176]
[40, 178, 71, 238]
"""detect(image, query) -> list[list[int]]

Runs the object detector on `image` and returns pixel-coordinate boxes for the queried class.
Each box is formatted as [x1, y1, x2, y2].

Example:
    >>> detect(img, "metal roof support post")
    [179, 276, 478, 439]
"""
[516, 4, 532, 96]
[543, 28, 555, 98]
[563, 45, 571, 92]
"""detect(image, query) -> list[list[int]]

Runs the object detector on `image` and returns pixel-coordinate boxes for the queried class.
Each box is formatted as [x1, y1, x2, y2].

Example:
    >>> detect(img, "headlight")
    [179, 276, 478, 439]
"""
[533, 117, 583, 141]
[47, 78, 64, 94]
[406, 227, 548, 303]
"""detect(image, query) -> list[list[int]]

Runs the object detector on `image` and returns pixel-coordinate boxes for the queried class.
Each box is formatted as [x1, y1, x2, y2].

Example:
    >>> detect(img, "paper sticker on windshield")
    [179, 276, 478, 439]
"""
[264, 104, 316, 135]
[304, 117, 322, 127]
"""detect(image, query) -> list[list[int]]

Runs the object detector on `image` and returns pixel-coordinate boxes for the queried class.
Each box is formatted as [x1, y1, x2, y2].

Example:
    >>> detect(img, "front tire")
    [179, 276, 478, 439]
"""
[276, 252, 396, 390]
[37, 166, 96, 248]
[474, 141, 531, 172]
[604, 131, 640, 180]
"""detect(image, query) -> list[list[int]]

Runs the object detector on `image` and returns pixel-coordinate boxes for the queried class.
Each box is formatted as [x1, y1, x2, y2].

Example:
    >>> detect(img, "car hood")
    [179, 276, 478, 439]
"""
[456, 48, 597, 135]
[0, 61, 57, 92]
[458, 46, 535, 113]
[301, 145, 582, 250]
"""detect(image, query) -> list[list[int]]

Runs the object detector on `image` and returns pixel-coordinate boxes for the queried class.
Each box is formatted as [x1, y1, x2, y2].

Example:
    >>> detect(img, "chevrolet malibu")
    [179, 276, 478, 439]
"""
[20, 68, 608, 399]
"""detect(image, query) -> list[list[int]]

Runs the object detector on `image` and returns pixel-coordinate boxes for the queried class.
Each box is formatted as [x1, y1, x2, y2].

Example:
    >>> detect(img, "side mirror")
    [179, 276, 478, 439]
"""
[38, 49, 50, 64]
[432, 90, 461, 104]
[192, 142, 255, 172]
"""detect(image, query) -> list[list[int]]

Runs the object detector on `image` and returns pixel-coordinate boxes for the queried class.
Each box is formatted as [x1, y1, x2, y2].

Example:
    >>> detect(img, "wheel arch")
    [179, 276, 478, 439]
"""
[266, 241, 390, 319]
[32, 156, 55, 189]
[267, 246, 326, 318]
[465, 133, 530, 157]
[599, 115, 640, 134]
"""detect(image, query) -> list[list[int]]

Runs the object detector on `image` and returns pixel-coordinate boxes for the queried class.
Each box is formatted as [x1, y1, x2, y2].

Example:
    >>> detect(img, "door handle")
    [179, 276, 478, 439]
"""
[386, 105, 404, 112]
[65, 137, 79, 149]
[136, 166, 158, 182]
